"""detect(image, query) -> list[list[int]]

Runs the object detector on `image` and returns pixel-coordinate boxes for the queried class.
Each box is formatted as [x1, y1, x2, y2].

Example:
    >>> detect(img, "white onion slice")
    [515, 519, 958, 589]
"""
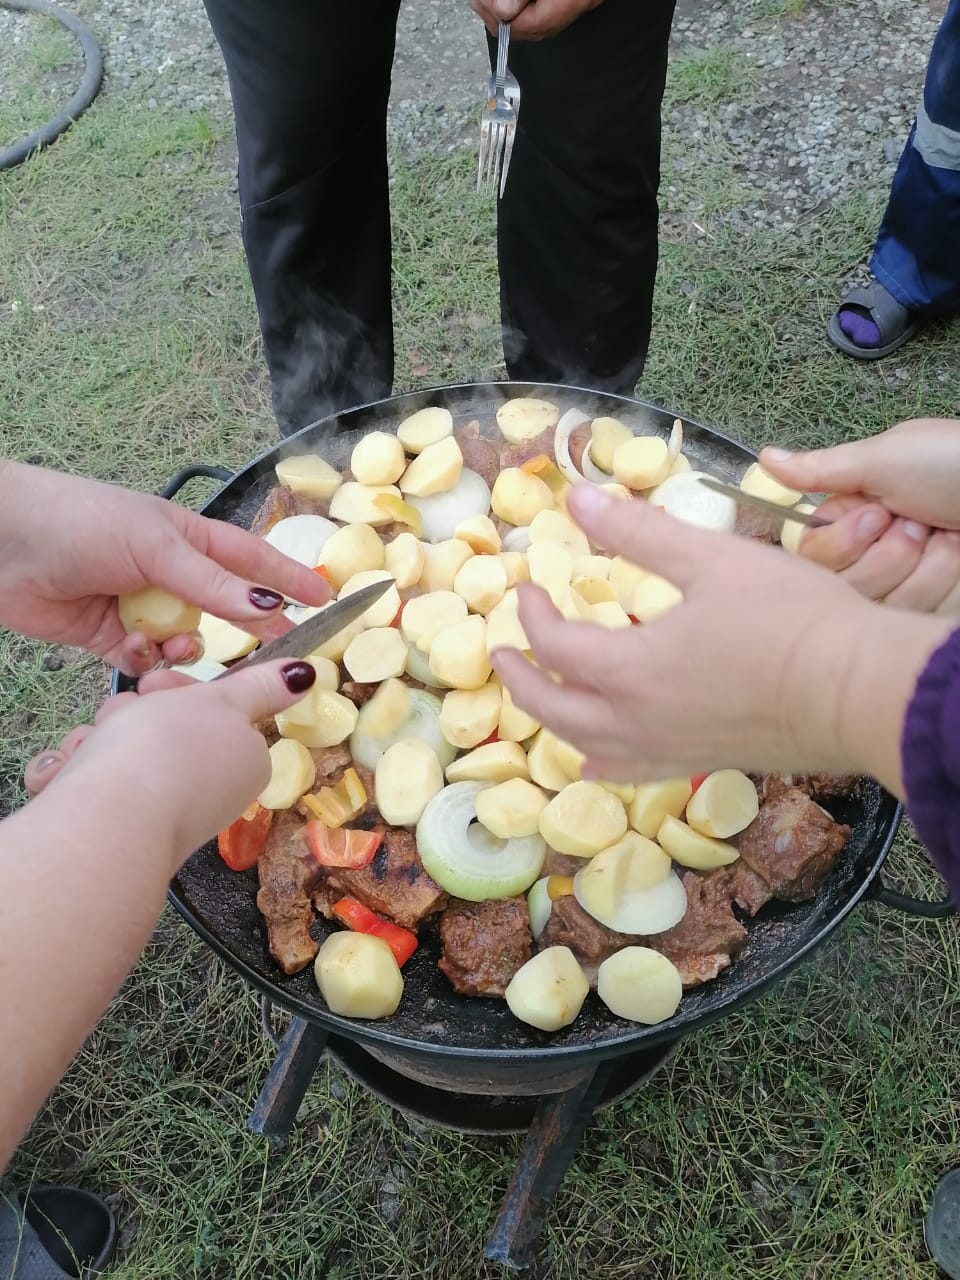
[667, 418, 684, 463]
[527, 877, 553, 939]
[501, 525, 531, 553]
[264, 514, 338, 568]
[647, 471, 737, 533]
[574, 866, 687, 935]
[405, 643, 446, 688]
[407, 468, 491, 544]
[417, 781, 546, 901]
[350, 687, 456, 772]
[554, 409, 594, 486]
[580, 442, 613, 484]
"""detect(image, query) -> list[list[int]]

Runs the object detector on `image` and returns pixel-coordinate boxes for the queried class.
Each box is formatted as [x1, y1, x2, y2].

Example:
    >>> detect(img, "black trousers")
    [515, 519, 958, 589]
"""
[202, 0, 677, 436]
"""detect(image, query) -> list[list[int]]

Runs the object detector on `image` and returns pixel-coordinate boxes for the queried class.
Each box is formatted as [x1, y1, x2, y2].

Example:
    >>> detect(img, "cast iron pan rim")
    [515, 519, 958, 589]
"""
[146, 379, 903, 1062]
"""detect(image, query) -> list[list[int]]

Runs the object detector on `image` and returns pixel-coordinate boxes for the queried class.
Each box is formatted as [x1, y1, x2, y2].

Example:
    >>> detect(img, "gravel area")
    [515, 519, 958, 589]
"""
[0, 0, 947, 231]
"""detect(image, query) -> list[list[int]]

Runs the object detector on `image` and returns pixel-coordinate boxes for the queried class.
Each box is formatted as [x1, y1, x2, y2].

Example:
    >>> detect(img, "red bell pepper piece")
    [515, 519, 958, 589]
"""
[218, 802, 273, 871]
[332, 897, 418, 967]
[314, 564, 332, 583]
[307, 822, 383, 869]
[389, 599, 408, 628]
[478, 729, 500, 747]
[690, 773, 709, 795]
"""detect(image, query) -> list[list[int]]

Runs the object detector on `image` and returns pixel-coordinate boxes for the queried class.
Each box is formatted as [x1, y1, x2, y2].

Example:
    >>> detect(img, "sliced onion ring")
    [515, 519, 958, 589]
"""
[647, 471, 737, 533]
[406, 468, 491, 544]
[580, 442, 612, 484]
[501, 525, 531, 553]
[667, 418, 684, 463]
[554, 409, 595, 486]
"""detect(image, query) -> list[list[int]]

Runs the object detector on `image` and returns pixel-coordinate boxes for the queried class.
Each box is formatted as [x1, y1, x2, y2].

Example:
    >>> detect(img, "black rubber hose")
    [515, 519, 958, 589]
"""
[0, 0, 104, 171]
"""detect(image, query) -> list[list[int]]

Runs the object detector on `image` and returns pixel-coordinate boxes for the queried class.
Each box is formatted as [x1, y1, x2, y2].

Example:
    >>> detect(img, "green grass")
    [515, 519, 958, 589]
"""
[666, 47, 757, 108]
[1, 78, 960, 1280]
[0, 13, 84, 153]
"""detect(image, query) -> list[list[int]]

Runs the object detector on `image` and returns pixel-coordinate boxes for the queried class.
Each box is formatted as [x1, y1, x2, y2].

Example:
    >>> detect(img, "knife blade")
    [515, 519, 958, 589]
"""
[696, 476, 831, 529]
[214, 578, 394, 678]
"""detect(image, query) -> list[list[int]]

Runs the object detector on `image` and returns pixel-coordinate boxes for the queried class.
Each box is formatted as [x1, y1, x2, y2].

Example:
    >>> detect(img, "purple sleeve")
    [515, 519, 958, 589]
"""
[901, 626, 960, 902]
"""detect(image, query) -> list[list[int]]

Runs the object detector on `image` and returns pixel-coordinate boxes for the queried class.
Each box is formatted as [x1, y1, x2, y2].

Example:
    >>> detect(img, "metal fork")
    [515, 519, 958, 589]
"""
[477, 20, 519, 198]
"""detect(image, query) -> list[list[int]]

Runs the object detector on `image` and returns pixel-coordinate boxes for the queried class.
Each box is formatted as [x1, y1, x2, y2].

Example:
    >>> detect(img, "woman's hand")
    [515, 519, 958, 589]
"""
[761, 420, 960, 613]
[490, 485, 953, 795]
[470, 0, 603, 40]
[28, 659, 318, 869]
[0, 462, 330, 675]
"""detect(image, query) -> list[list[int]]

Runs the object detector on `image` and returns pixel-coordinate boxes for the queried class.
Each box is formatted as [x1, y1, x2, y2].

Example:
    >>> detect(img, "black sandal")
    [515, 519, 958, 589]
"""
[0, 1186, 117, 1278]
[827, 280, 919, 360]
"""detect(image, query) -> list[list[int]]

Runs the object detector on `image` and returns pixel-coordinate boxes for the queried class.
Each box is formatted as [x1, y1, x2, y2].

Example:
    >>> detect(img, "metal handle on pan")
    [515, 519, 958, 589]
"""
[868, 873, 955, 919]
[158, 464, 232, 500]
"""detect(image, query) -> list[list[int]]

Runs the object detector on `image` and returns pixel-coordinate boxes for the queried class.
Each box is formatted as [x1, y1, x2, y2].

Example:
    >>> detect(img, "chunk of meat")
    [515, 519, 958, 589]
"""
[454, 425, 500, 491]
[249, 483, 328, 536]
[499, 427, 556, 472]
[438, 897, 532, 997]
[542, 850, 586, 879]
[320, 828, 446, 929]
[650, 869, 747, 989]
[726, 861, 774, 916]
[737, 786, 850, 902]
[309, 743, 352, 782]
[256, 810, 322, 974]
[757, 772, 862, 804]
[540, 893, 633, 983]
[340, 680, 378, 708]
[568, 424, 591, 474]
[734, 506, 781, 544]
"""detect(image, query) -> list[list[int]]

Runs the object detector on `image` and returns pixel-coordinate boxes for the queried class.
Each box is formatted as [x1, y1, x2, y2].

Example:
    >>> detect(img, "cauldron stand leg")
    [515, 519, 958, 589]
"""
[248, 999, 329, 1144]
[484, 1059, 614, 1270]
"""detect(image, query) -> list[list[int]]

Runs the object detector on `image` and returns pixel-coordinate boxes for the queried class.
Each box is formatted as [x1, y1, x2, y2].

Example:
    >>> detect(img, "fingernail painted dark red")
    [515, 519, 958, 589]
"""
[249, 587, 284, 610]
[281, 661, 316, 694]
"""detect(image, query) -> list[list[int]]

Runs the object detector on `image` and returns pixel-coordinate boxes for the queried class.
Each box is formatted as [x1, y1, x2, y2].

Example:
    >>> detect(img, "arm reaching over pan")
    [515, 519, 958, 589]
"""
[491, 482, 960, 902]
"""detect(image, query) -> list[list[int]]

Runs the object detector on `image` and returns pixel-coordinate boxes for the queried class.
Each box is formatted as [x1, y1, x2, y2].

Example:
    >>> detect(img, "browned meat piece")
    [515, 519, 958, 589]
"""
[737, 786, 850, 902]
[500, 426, 555, 471]
[733, 506, 781, 544]
[542, 850, 586, 879]
[650, 870, 747, 989]
[454, 425, 500, 490]
[321, 828, 446, 929]
[540, 893, 633, 981]
[568, 424, 591, 473]
[309, 743, 352, 782]
[249, 483, 328, 535]
[758, 772, 862, 804]
[438, 897, 532, 997]
[340, 680, 378, 708]
[726, 861, 774, 916]
[256, 811, 322, 974]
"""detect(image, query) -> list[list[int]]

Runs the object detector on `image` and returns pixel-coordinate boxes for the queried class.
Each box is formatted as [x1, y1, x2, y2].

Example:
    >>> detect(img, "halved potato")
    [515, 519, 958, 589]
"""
[589, 417, 634, 473]
[781, 503, 818, 555]
[526, 728, 571, 791]
[455, 513, 501, 555]
[609, 556, 649, 610]
[740, 461, 803, 506]
[307, 605, 365, 663]
[454, 554, 507, 615]
[553, 737, 585, 782]
[445, 740, 529, 784]
[491, 468, 554, 526]
[420, 539, 475, 593]
[613, 436, 670, 491]
[475, 777, 549, 839]
[528, 509, 591, 560]
[314, 933, 403, 1019]
[197, 612, 258, 664]
[631, 575, 683, 622]
[575, 832, 671, 921]
[500, 551, 530, 588]
[350, 431, 406, 486]
[277, 657, 340, 722]
[505, 946, 588, 1031]
[657, 814, 739, 869]
[258, 738, 316, 810]
[597, 948, 682, 1024]
[384, 531, 425, 589]
[375, 737, 444, 825]
[321, 522, 385, 590]
[339, 569, 401, 627]
[329, 482, 403, 526]
[429, 615, 492, 689]
[118, 587, 201, 643]
[399, 435, 464, 497]
[397, 405, 453, 455]
[527, 542, 573, 606]
[572, 554, 612, 582]
[572, 576, 618, 605]
[598, 779, 636, 805]
[275, 689, 359, 749]
[274, 452, 343, 501]
[401, 590, 468, 651]
[357, 677, 411, 739]
[539, 781, 628, 858]
[685, 769, 759, 838]
[343, 626, 408, 683]
[587, 600, 632, 629]
[498, 682, 540, 742]
[496, 397, 560, 444]
[485, 598, 530, 654]
[629, 778, 693, 839]
[440, 683, 502, 749]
